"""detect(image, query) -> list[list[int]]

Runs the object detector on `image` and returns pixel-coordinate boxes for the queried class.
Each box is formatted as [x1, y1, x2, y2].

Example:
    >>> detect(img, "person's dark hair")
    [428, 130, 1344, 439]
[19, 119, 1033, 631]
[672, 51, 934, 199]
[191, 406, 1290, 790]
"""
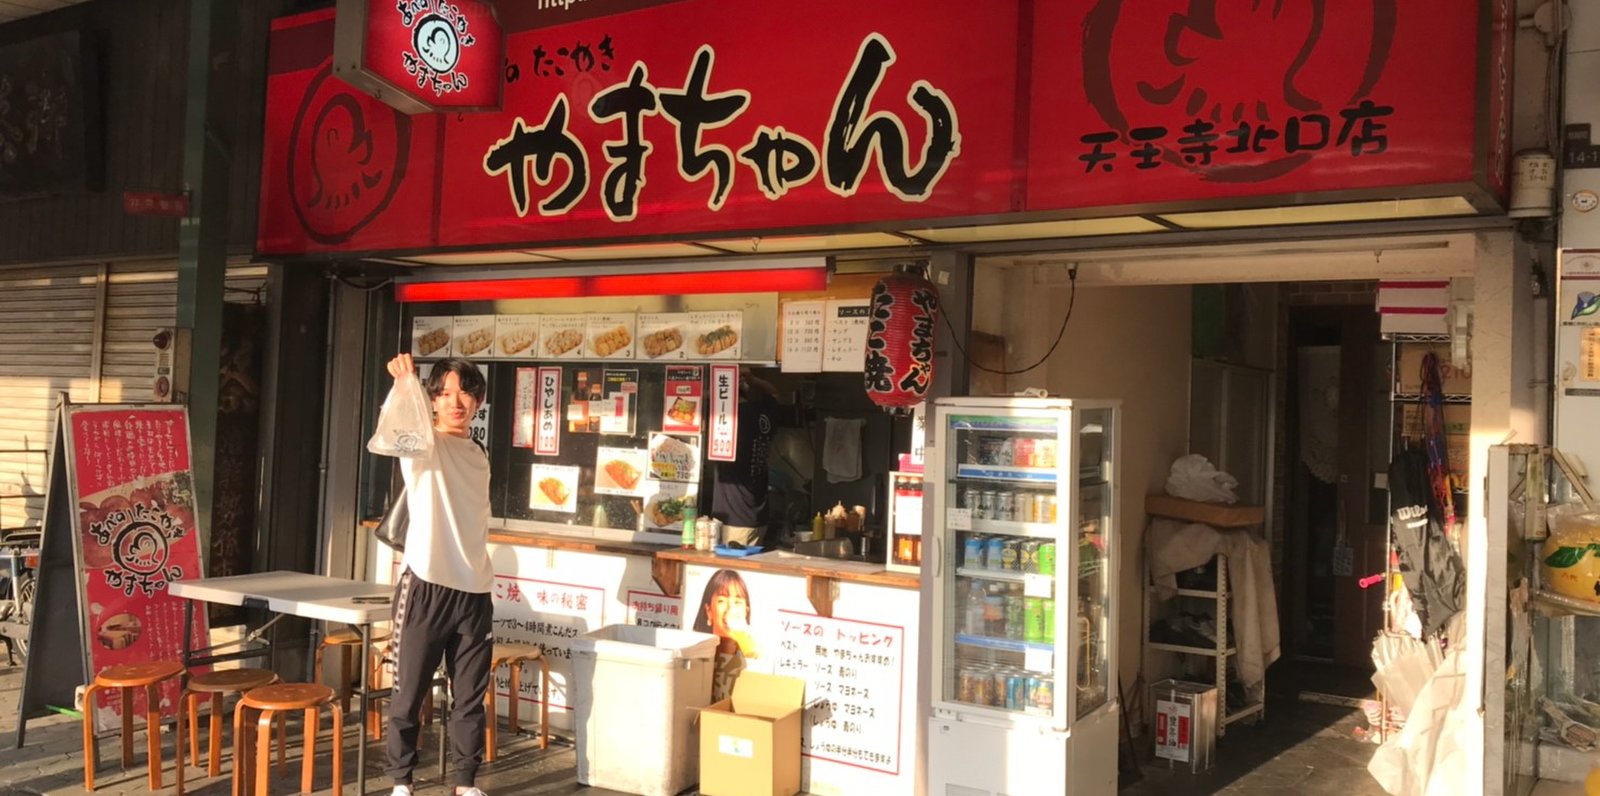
[425, 358, 487, 403]
[693, 568, 751, 634]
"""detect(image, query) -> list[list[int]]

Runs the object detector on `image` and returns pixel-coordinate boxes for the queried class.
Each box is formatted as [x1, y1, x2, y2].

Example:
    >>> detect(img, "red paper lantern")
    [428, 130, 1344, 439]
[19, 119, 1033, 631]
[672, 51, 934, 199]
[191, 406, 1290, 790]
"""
[865, 270, 940, 413]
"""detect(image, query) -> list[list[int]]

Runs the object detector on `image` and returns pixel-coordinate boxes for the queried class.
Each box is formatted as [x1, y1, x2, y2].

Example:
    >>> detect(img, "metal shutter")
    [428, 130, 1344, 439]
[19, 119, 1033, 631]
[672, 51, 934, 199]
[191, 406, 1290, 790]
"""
[0, 265, 100, 530]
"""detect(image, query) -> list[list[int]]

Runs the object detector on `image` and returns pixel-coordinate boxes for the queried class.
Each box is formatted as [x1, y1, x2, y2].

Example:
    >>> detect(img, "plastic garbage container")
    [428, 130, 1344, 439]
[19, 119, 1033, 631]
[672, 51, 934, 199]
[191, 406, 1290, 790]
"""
[571, 624, 719, 796]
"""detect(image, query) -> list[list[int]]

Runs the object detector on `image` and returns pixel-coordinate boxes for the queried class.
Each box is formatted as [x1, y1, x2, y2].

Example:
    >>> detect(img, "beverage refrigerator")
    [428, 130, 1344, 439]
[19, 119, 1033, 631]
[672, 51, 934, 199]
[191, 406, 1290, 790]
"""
[922, 397, 1119, 796]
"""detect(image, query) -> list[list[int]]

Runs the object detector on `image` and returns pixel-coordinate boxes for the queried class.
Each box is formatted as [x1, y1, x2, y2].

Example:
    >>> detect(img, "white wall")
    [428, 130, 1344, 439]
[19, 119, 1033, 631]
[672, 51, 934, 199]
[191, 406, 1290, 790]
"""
[975, 265, 1192, 693]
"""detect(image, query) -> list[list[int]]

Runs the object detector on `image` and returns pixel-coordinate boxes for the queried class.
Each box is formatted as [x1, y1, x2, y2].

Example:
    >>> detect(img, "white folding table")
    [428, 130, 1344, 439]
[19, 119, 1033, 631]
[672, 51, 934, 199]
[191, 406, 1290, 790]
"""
[170, 571, 391, 796]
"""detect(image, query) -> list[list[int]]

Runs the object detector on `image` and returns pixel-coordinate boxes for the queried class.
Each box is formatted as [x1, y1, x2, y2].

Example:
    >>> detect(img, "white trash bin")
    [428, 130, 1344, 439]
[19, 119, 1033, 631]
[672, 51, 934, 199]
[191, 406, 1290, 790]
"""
[571, 624, 719, 796]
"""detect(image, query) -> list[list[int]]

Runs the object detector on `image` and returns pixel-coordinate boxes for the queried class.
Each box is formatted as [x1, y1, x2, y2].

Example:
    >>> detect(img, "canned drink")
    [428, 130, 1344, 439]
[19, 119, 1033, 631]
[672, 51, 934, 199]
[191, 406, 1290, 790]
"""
[1014, 492, 1036, 523]
[960, 484, 977, 510]
[963, 535, 985, 568]
[1005, 587, 1026, 640]
[972, 668, 995, 707]
[1029, 677, 1056, 714]
[978, 437, 1011, 466]
[976, 490, 996, 520]
[995, 491, 1014, 522]
[989, 668, 1009, 707]
[1006, 671, 1029, 710]
[1020, 541, 1041, 573]
[985, 536, 1006, 570]
[1037, 542, 1057, 576]
[1000, 539, 1023, 571]
[983, 587, 1007, 634]
[1035, 438, 1058, 468]
[1042, 597, 1056, 644]
[957, 666, 980, 703]
[1024, 596, 1047, 643]
[1039, 494, 1058, 523]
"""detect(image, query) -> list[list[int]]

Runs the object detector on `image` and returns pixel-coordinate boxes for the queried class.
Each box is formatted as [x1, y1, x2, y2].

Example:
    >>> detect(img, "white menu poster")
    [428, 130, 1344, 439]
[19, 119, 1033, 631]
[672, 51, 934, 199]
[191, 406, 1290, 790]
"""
[595, 447, 649, 496]
[690, 310, 743, 360]
[534, 367, 562, 455]
[412, 316, 453, 358]
[539, 314, 586, 359]
[782, 301, 826, 372]
[513, 368, 537, 448]
[495, 315, 540, 358]
[772, 610, 905, 775]
[708, 364, 739, 461]
[638, 313, 690, 361]
[529, 464, 579, 513]
[453, 315, 497, 359]
[586, 313, 637, 359]
[822, 299, 872, 372]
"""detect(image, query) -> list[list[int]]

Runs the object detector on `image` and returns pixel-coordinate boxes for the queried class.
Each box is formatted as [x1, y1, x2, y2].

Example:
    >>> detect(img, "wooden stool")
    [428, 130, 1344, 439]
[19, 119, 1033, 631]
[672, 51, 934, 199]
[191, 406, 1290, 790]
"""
[180, 668, 280, 778]
[224, 683, 342, 796]
[315, 628, 388, 714]
[82, 660, 184, 791]
[485, 643, 550, 761]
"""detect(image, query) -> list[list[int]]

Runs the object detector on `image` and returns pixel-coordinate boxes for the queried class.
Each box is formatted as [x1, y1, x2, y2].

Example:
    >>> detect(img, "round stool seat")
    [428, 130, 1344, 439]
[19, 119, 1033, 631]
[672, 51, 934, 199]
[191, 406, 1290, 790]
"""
[492, 643, 544, 662]
[324, 628, 390, 646]
[241, 683, 336, 712]
[94, 660, 183, 688]
[187, 668, 278, 693]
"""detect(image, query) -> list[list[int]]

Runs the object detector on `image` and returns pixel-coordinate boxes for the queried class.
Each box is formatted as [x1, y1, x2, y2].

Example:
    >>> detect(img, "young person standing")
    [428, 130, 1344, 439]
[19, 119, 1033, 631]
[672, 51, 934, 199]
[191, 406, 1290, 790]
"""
[380, 353, 494, 796]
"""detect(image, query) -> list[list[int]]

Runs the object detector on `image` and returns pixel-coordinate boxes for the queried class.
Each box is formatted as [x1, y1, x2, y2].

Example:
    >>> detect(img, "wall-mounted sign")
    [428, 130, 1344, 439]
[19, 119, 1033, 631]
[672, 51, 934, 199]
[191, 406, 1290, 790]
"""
[333, 0, 504, 114]
[708, 364, 739, 462]
[263, 0, 1504, 256]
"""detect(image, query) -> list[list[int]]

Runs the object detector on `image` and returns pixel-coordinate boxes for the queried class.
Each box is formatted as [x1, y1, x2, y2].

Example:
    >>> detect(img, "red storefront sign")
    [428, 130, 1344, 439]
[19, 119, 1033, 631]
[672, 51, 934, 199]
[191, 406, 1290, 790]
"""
[333, 0, 504, 114]
[68, 406, 208, 731]
[259, 0, 1504, 257]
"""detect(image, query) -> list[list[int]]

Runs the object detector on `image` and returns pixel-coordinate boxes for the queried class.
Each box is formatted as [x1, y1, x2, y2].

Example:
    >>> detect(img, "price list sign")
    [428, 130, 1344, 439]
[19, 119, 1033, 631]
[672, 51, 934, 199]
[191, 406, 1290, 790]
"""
[781, 301, 826, 373]
[773, 610, 905, 775]
[822, 299, 872, 372]
[490, 575, 605, 718]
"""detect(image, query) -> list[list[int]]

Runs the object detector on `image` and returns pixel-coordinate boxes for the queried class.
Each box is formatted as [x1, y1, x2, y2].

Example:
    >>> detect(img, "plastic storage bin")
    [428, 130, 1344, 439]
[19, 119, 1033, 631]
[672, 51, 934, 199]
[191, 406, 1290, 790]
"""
[571, 624, 719, 796]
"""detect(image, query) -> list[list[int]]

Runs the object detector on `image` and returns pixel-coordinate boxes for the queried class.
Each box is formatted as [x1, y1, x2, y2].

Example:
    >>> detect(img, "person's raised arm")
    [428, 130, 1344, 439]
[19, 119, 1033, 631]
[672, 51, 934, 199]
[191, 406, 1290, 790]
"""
[388, 352, 416, 383]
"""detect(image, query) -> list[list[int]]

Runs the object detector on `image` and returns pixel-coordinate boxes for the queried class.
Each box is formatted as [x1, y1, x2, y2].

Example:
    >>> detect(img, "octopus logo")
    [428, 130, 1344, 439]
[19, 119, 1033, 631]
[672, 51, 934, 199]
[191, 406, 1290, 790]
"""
[396, 2, 479, 97]
[287, 64, 411, 244]
[1082, 0, 1396, 182]
[90, 504, 184, 597]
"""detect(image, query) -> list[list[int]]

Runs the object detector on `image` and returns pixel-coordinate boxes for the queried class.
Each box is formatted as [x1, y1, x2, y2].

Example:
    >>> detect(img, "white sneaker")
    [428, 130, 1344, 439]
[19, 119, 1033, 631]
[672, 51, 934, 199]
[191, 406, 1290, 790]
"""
[390, 787, 412, 796]
[456, 789, 487, 796]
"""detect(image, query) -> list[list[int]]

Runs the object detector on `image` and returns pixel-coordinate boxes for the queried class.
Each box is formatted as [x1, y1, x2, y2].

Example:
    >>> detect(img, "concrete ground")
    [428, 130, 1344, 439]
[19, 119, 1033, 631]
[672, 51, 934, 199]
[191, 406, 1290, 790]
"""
[0, 658, 1395, 796]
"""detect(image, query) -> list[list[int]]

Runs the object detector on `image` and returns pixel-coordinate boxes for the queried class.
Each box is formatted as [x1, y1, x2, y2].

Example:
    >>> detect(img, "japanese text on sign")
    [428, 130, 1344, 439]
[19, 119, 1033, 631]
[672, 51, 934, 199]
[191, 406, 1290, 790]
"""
[536, 367, 563, 455]
[491, 575, 605, 712]
[625, 590, 682, 629]
[822, 299, 871, 372]
[1076, 101, 1396, 174]
[781, 300, 825, 373]
[773, 610, 904, 775]
[708, 364, 738, 462]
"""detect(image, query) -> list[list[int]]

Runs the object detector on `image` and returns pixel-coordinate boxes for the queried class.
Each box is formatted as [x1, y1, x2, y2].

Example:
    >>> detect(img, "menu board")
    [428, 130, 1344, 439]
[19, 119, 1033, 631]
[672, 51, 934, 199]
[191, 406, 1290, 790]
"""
[648, 433, 701, 483]
[772, 611, 905, 774]
[586, 313, 638, 359]
[495, 315, 540, 358]
[540, 314, 586, 359]
[490, 575, 605, 713]
[638, 313, 690, 361]
[781, 301, 826, 373]
[529, 464, 579, 513]
[689, 311, 743, 360]
[822, 299, 872, 372]
[454, 315, 497, 359]
[412, 316, 453, 358]
[640, 481, 696, 531]
[513, 368, 537, 448]
[598, 369, 638, 435]
[707, 364, 739, 462]
[661, 365, 704, 434]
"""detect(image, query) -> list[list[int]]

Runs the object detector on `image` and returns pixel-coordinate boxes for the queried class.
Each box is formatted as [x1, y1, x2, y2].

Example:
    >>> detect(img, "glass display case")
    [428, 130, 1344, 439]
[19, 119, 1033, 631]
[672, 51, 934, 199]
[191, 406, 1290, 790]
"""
[924, 397, 1118, 796]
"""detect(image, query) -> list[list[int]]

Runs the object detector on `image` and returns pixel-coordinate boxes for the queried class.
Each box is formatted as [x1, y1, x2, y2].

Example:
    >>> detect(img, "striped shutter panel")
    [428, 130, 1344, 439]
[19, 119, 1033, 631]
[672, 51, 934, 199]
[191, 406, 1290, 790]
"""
[0, 265, 100, 529]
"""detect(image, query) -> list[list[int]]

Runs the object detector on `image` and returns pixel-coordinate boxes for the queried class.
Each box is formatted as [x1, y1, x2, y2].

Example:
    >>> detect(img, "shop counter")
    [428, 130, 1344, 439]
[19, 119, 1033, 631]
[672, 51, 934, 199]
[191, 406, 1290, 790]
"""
[653, 547, 916, 617]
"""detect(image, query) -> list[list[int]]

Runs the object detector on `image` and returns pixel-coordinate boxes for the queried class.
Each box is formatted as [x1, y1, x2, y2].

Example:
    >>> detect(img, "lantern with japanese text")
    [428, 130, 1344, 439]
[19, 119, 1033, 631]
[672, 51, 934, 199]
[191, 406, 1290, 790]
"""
[864, 269, 940, 414]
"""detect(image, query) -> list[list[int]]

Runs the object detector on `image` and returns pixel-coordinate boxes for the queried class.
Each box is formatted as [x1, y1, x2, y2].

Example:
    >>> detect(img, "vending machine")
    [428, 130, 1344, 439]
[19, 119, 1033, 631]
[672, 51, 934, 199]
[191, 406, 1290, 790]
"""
[922, 397, 1120, 796]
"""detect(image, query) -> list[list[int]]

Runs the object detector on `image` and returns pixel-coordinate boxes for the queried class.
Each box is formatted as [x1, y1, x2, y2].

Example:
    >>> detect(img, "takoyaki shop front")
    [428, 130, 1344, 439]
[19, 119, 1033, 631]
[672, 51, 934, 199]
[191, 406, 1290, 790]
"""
[254, 1, 1511, 794]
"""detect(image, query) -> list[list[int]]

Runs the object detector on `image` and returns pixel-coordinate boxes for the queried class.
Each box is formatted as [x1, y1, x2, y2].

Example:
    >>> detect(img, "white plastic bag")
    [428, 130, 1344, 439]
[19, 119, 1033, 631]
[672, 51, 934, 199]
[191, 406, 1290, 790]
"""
[1164, 454, 1239, 504]
[367, 376, 434, 458]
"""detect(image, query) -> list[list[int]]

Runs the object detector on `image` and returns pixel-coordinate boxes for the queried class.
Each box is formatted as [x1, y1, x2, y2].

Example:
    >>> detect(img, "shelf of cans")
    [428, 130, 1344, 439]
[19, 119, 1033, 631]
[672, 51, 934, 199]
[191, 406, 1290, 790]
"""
[954, 662, 1057, 716]
[957, 483, 1060, 526]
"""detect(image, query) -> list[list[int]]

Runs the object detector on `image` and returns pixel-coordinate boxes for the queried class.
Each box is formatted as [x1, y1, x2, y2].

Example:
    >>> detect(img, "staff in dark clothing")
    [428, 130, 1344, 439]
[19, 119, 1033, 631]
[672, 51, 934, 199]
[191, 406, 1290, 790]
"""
[712, 369, 778, 546]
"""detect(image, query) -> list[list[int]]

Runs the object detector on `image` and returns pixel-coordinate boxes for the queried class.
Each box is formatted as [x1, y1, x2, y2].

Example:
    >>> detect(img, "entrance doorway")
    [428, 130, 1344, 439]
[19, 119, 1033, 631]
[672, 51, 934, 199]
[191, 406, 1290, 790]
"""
[1282, 302, 1386, 681]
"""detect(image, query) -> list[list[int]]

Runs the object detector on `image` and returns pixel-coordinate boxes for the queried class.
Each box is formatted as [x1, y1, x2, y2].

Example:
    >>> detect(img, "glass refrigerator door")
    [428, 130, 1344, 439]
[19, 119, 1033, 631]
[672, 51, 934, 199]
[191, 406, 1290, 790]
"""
[1072, 408, 1115, 718]
[938, 409, 1069, 729]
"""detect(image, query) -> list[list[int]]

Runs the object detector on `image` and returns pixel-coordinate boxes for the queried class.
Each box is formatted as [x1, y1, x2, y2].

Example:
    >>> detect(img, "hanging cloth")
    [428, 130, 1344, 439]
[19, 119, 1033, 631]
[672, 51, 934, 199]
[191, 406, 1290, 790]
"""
[1387, 448, 1465, 637]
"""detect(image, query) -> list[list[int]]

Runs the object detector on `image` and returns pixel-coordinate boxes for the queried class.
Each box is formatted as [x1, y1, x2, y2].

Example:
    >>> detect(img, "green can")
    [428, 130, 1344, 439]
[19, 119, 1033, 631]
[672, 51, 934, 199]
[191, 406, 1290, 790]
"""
[1037, 542, 1057, 576]
[1023, 597, 1047, 643]
[1042, 597, 1056, 644]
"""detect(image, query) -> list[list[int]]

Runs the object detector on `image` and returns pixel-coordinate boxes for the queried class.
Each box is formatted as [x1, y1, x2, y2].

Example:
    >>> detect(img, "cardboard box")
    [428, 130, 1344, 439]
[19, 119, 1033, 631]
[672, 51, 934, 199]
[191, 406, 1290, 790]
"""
[1144, 494, 1264, 528]
[698, 672, 805, 796]
[1395, 343, 1471, 396]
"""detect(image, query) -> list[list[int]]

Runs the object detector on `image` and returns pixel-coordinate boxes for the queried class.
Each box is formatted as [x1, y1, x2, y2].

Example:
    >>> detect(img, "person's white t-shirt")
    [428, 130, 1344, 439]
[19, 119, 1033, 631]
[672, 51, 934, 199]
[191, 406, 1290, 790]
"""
[398, 422, 493, 594]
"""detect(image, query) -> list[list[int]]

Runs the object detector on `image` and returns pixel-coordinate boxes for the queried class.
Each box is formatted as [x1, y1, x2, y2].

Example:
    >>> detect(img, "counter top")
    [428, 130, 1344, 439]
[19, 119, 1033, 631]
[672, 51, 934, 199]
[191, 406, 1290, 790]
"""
[487, 529, 667, 558]
[654, 548, 919, 590]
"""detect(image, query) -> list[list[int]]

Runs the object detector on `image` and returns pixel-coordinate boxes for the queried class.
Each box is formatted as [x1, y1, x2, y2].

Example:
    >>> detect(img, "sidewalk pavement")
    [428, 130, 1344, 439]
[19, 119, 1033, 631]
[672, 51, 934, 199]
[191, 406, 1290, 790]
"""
[0, 662, 616, 796]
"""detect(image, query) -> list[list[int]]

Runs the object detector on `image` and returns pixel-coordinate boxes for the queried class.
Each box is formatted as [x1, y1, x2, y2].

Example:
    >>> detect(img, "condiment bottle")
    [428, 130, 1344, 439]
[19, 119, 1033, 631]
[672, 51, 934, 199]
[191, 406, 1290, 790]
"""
[811, 512, 825, 539]
[681, 504, 698, 548]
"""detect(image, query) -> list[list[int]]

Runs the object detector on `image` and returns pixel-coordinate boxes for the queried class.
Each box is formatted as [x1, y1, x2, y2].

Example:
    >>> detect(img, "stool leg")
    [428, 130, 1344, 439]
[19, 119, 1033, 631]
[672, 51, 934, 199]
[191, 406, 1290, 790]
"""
[539, 660, 550, 749]
[210, 692, 224, 777]
[302, 708, 318, 794]
[147, 682, 163, 790]
[175, 696, 185, 796]
[314, 643, 325, 691]
[255, 711, 274, 796]
[120, 687, 134, 769]
[331, 706, 344, 796]
[339, 647, 353, 714]
[276, 712, 287, 777]
[484, 669, 496, 763]
[508, 662, 521, 735]
[186, 691, 198, 768]
[232, 705, 248, 796]
[83, 683, 101, 791]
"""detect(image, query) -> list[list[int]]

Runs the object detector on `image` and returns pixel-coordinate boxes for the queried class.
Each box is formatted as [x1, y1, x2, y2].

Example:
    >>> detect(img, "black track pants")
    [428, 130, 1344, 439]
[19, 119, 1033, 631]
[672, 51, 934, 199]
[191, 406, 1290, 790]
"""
[385, 569, 494, 787]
